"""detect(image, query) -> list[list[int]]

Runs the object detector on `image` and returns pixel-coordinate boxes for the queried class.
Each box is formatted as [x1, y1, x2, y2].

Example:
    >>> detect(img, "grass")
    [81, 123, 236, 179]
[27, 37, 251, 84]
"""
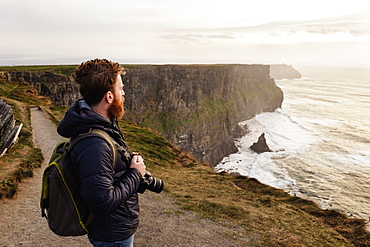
[0, 77, 369, 246]
[0, 65, 78, 76]
[139, 95, 236, 134]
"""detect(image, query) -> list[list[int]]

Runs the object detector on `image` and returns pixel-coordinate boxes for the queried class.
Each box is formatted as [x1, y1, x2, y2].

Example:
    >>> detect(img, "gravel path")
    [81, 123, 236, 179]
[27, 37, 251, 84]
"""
[0, 107, 246, 246]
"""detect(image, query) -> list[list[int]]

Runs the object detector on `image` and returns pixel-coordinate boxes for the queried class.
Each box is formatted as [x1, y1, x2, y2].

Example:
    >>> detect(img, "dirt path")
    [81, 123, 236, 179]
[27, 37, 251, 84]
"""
[0, 107, 246, 246]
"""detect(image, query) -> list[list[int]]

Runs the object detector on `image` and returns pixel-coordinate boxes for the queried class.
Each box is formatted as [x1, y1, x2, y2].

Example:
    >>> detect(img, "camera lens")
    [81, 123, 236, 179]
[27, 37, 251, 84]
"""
[147, 176, 164, 194]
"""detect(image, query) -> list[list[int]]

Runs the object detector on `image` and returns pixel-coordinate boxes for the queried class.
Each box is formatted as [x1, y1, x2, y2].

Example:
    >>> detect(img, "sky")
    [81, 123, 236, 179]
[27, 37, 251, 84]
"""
[1, 0, 369, 67]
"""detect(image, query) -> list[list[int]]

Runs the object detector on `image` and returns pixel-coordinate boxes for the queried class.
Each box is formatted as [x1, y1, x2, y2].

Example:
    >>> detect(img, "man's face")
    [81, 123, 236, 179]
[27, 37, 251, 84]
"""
[107, 75, 125, 120]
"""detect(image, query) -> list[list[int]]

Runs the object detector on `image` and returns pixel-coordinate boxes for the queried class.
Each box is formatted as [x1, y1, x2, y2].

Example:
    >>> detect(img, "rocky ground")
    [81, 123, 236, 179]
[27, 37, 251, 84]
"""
[0, 107, 247, 246]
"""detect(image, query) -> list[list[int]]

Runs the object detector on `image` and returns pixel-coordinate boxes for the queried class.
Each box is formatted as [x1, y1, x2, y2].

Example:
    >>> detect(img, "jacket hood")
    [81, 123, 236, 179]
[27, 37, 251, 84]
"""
[57, 99, 115, 138]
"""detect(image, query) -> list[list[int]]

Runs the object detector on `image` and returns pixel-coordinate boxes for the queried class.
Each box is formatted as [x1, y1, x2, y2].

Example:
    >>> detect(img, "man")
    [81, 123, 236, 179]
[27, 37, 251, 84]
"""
[57, 58, 146, 247]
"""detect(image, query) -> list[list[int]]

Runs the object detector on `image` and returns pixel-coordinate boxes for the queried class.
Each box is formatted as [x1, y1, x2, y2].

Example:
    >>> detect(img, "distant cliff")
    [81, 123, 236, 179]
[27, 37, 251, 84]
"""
[269, 64, 301, 79]
[0, 65, 283, 166]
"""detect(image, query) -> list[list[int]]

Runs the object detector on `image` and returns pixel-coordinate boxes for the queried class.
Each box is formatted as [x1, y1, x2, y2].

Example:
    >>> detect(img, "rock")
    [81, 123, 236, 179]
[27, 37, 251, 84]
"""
[0, 99, 23, 156]
[250, 133, 272, 154]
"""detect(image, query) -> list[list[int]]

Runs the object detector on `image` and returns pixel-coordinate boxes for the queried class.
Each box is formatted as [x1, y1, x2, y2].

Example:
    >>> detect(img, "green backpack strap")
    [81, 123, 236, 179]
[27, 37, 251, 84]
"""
[70, 129, 118, 169]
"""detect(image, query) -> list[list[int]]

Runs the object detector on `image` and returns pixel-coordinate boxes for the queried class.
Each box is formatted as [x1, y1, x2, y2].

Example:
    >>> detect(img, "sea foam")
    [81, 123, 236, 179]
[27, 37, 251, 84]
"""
[214, 109, 318, 190]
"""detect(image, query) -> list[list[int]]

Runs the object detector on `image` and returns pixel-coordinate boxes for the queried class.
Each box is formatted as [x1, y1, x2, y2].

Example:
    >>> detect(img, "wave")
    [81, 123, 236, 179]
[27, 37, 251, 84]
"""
[215, 109, 318, 190]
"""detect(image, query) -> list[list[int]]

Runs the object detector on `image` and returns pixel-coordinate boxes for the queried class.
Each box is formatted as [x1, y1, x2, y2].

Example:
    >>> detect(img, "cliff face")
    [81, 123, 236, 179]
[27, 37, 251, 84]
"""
[0, 71, 78, 106]
[123, 65, 283, 165]
[0, 65, 283, 166]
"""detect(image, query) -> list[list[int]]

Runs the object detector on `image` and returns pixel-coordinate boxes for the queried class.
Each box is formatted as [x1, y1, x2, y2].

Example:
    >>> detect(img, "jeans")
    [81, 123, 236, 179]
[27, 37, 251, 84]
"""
[88, 234, 134, 247]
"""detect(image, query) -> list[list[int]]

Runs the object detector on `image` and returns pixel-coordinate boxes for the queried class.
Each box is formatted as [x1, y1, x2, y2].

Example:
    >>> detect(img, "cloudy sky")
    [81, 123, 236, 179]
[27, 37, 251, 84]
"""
[1, 0, 369, 67]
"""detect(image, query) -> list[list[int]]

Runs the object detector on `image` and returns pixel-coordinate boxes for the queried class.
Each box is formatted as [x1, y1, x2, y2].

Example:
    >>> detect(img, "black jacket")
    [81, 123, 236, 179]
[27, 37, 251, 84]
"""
[57, 99, 142, 241]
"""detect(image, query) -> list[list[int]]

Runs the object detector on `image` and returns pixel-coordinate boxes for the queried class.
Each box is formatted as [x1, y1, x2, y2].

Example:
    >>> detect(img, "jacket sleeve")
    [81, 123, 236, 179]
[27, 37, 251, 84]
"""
[72, 137, 142, 214]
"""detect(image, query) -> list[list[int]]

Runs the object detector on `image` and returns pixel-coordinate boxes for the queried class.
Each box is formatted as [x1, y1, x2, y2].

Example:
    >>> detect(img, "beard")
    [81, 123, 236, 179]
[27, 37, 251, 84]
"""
[107, 96, 124, 120]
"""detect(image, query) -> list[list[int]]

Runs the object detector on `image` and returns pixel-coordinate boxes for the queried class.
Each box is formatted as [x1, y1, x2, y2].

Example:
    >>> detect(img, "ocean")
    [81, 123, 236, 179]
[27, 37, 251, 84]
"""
[214, 65, 370, 224]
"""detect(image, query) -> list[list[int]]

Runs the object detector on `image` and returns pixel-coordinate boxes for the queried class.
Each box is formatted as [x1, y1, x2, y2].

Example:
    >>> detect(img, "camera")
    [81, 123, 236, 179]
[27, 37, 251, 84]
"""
[137, 171, 164, 194]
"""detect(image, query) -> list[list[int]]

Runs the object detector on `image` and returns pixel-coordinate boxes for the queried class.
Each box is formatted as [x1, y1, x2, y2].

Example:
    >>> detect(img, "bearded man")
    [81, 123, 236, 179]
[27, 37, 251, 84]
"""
[57, 58, 146, 247]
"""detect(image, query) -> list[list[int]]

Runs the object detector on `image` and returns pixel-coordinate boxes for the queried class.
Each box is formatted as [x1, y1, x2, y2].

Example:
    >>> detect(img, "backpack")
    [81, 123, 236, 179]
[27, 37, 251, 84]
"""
[40, 129, 117, 236]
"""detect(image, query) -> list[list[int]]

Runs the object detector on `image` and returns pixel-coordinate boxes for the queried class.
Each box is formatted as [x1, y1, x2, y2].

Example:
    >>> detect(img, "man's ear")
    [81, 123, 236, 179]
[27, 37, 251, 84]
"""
[106, 91, 114, 104]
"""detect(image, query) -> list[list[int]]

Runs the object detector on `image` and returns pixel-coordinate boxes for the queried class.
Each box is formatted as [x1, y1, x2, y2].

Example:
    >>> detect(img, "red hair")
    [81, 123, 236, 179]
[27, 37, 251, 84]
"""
[74, 58, 125, 106]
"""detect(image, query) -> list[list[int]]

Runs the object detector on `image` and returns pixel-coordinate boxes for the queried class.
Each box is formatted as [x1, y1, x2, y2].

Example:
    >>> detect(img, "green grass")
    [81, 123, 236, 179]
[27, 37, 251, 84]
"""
[0, 79, 50, 105]
[0, 65, 77, 76]
[200, 97, 235, 115]
[140, 96, 236, 134]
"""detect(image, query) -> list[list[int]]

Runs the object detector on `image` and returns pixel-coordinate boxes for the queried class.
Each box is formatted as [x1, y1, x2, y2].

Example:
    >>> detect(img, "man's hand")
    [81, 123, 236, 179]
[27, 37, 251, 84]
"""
[130, 154, 146, 177]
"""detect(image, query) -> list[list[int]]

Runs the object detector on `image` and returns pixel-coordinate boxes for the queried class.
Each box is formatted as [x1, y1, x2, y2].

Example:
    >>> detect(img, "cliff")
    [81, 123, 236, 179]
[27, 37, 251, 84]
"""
[269, 64, 302, 79]
[0, 65, 283, 166]
[0, 70, 78, 106]
[123, 65, 283, 165]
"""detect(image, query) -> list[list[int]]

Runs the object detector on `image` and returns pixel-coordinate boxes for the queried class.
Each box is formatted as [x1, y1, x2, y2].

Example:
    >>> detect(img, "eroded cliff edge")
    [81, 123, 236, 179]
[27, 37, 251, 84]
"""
[0, 64, 283, 166]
